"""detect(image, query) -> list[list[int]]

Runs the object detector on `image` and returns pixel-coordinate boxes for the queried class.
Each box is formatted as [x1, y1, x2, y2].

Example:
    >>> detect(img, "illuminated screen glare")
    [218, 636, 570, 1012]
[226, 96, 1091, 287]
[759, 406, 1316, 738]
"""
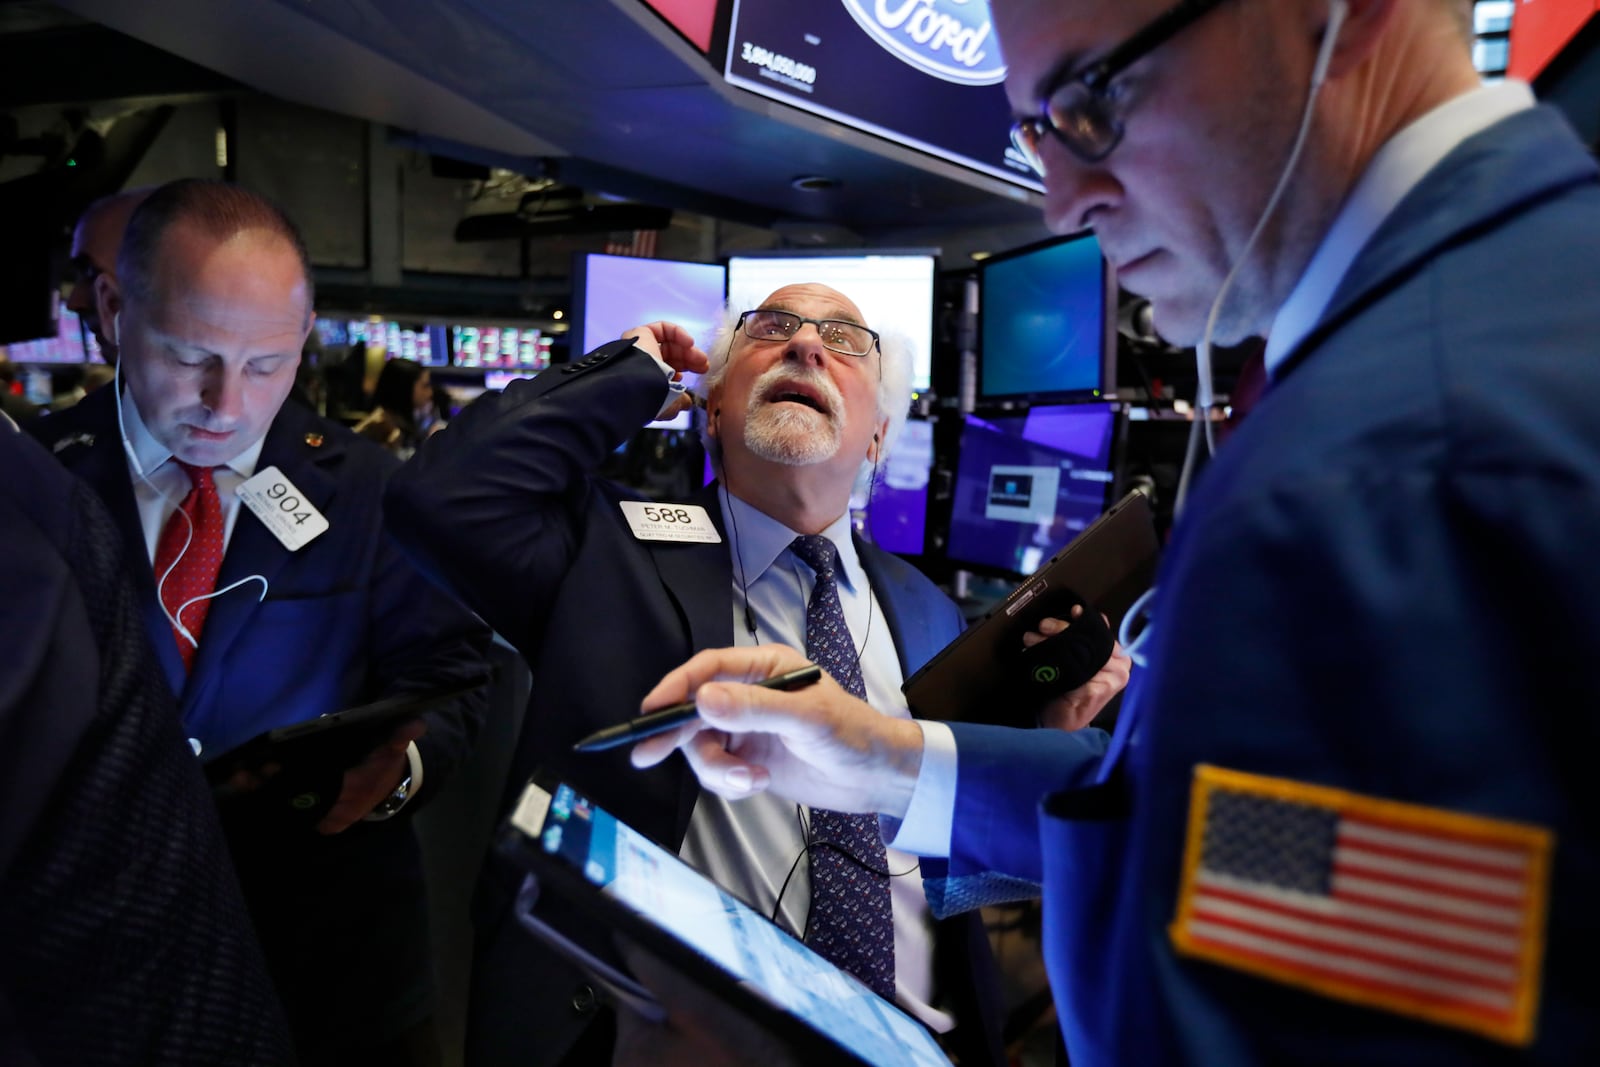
[726, 253, 936, 392]
[979, 234, 1109, 401]
[1, 308, 101, 363]
[575, 254, 727, 356]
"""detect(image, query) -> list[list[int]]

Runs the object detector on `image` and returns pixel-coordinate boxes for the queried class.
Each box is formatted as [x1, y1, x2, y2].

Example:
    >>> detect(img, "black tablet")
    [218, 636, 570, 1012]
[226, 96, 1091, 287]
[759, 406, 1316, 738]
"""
[500, 780, 953, 1067]
[204, 672, 491, 822]
[902, 490, 1159, 726]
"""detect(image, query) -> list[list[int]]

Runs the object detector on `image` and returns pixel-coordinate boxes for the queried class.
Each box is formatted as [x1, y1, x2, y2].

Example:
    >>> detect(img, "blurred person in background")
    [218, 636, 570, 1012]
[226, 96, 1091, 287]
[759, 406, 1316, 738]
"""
[65, 186, 153, 362]
[355, 357, 440, 458]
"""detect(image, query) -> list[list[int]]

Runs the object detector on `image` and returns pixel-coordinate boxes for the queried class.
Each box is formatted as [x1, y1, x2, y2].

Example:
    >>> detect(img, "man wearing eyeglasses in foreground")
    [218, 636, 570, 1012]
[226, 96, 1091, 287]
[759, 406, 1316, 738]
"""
[387, 282, 1128, 1065]
[627, 0, 1600, 1063]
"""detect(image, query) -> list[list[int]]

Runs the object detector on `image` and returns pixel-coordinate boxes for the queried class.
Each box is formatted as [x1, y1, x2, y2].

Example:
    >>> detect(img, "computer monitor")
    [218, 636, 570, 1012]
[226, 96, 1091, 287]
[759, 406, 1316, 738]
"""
[572, 253, 726, 429]
[725, 251, 937, 393]
[451, 324, 550, 371]
[722, 0, 1037, 193]
[1, 307, 99, 363]
[346, 318, 450, 366]
[314, 318, 352, 349]
[978, 233, 1115, 403]
[945, 402, 1121, 577]
[861, 415, 933, 556]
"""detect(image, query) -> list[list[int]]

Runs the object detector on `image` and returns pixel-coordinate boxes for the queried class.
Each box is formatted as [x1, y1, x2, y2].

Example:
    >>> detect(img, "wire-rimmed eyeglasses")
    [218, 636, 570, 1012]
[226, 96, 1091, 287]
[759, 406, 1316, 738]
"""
[736, 309, 881, 357]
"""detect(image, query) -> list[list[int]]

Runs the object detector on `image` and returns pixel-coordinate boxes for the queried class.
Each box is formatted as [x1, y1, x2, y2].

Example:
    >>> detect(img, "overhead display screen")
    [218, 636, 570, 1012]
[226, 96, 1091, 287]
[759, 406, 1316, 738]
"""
[723, 0, 1040, 193]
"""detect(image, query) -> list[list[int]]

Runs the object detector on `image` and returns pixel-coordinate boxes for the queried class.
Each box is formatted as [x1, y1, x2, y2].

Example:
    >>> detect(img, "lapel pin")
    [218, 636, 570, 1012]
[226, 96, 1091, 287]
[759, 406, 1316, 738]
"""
[304, 432, 324, 448]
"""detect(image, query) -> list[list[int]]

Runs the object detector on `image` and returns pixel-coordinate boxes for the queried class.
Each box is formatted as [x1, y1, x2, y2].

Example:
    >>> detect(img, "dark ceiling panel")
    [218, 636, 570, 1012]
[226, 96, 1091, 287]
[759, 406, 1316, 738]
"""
[51, 0, 1042, 233]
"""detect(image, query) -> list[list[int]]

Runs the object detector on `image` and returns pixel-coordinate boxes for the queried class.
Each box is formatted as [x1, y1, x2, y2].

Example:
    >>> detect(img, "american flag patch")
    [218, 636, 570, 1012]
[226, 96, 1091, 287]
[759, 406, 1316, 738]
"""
[1169, 765, 1553, 1046]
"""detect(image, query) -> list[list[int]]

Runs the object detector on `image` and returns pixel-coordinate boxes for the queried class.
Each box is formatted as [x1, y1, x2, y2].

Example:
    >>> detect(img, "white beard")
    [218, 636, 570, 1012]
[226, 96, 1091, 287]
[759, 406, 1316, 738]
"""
[740, 364, 846, 466]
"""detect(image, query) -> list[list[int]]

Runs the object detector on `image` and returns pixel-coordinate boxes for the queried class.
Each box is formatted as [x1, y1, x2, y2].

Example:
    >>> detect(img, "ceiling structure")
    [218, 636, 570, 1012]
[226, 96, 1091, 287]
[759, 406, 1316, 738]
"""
[37, 0, 1050, 251]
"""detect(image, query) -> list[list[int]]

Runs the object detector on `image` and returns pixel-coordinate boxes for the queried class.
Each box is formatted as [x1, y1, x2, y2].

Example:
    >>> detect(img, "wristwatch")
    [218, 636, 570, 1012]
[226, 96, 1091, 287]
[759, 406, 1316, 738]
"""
[368, 773, 413, 820]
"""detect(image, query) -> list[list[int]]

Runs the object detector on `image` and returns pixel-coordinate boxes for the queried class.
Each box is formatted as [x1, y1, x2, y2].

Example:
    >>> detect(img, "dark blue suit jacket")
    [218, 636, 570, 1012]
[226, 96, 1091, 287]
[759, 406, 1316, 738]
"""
[1, 425, 292, 1065]
[934, 106, 1600, 1065]
[30, 388, 494, 1055]
[387, 341, 1003, 1065]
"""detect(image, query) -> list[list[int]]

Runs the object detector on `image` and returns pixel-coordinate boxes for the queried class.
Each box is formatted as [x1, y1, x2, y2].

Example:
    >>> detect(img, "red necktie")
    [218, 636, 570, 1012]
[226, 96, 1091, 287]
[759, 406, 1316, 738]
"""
[152, 462, 225, 671]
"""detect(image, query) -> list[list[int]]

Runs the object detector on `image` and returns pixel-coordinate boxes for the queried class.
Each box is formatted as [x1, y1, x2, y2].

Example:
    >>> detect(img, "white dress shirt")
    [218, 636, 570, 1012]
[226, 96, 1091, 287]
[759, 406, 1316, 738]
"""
[897, 82, 1539, 860]
[677, 488, 954, 1032]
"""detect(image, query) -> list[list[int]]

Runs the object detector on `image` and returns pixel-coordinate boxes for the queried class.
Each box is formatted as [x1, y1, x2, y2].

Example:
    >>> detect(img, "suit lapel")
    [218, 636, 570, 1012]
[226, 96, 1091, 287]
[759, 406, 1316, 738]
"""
[853, 535, 917, 679]
[642, 482, 736, 655]
[63, 391, 189, 693]
[182, 406, 340, 713]
[1278, 107, 1599, 380]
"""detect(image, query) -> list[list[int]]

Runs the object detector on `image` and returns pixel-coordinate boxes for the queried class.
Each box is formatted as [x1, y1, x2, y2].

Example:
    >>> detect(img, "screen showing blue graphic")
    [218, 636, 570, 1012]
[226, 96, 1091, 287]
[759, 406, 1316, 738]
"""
[947, 403, 1118, 576]
[536, 783, 950, 1067]
[979, 233, 1110, 401]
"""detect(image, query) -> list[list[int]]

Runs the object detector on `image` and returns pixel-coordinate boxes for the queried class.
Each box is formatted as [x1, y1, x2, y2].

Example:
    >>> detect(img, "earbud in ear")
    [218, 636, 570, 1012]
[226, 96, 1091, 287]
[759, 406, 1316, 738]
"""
[112, 311, 122, 348]
[873, 433, 880, 442]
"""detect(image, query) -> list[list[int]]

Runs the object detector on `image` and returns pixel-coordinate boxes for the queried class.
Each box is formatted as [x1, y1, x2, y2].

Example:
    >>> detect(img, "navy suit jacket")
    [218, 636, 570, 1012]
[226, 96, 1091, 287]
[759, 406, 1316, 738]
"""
[388, 341, 1003, 1065]
[934, 106, 1600, 1065]
[30, 388, 494, 1053]
[1, 425, 292, 1065]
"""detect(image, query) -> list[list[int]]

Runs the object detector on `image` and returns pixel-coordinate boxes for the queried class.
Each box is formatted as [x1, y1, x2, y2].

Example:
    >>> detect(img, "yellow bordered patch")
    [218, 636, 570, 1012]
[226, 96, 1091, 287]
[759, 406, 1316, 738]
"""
[1169, 764, 1553, 1046]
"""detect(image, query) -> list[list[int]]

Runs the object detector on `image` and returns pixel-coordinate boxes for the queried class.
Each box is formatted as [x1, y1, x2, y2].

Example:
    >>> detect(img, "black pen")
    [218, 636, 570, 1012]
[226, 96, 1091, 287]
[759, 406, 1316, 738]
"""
[572, 665, 824, 753]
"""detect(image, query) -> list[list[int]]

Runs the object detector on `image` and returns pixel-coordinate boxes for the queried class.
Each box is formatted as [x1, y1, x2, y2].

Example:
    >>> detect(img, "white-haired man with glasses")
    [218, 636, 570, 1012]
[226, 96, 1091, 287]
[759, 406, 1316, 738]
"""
[386, 281, 1130, 1066]
[626, 0, 1600, 1063]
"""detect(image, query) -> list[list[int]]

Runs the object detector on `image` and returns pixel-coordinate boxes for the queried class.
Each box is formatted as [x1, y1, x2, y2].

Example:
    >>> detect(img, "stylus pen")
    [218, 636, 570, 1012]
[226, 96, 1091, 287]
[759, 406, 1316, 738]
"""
[572, 665, 823, 753]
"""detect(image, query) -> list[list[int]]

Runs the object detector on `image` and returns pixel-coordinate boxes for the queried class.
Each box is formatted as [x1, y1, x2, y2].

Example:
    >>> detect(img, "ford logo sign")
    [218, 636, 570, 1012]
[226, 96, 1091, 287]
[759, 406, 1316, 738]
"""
[841, 0, 1007, 86]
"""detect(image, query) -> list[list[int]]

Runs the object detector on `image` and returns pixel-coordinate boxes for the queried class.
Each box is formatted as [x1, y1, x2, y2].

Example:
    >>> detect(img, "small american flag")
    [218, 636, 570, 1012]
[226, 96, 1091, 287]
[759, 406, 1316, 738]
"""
[603, 230, 658, 258]
[1170, 765, 1552, 1046]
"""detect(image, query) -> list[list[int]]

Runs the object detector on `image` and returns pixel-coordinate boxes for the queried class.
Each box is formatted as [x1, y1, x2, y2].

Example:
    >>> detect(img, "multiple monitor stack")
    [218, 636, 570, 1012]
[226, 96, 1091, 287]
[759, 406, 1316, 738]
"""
[558, 238, 1120, 576]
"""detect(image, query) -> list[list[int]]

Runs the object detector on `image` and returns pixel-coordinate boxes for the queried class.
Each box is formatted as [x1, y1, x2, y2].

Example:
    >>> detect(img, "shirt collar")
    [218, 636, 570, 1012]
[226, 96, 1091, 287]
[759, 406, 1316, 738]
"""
[720, 488, 861, 593]
[119, 384, 268, 479]
[1264, 80, 1537, 378]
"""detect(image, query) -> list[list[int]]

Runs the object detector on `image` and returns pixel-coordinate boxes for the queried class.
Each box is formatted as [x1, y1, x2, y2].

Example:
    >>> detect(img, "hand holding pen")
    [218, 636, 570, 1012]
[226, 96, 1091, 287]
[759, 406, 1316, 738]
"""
[622, 644, 927, 818]
[574, 665, 822, 752]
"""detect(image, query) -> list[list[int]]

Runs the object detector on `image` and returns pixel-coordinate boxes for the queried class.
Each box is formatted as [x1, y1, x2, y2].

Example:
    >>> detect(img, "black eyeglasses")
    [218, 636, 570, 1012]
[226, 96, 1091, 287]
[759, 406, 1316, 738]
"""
[736, 309, 880, 358]
[1009, 0, 1231, 172]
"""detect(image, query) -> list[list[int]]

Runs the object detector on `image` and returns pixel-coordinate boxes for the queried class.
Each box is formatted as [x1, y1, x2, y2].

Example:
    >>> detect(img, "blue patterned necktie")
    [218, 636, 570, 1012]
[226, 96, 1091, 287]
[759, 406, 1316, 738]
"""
[788, 534, 896, 1000]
